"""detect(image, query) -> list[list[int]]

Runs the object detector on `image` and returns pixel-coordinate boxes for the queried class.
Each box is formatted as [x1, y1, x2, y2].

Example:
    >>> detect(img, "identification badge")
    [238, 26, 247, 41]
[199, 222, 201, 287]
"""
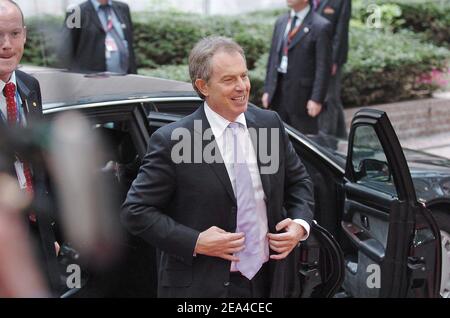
[279, 55, 288, 73]
[14, 160, 27, 190]
[105, 37, 118, 52]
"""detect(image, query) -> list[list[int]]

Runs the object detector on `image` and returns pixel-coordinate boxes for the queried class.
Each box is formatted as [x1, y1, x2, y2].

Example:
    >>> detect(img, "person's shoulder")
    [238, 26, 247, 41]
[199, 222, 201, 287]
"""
[15, 70, 40, 89]
[312, 12, 331, 27]
[275, 12, 289, 24]
[112, 1, 130, 10]
[311, 12, 332, 32]
[152, 107, 202, 139]
[247, 104, 283, 126]
[78, 1, 92, 10]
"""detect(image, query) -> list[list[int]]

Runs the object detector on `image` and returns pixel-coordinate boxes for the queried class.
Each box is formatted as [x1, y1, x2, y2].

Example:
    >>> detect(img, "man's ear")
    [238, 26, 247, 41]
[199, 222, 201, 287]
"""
[195, 79, 209, 97]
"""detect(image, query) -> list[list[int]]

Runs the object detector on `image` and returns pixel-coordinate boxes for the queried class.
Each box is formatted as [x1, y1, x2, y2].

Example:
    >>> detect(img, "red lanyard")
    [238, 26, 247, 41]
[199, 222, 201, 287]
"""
[102, 7, 114, 32]
[284, 17, 302, 55]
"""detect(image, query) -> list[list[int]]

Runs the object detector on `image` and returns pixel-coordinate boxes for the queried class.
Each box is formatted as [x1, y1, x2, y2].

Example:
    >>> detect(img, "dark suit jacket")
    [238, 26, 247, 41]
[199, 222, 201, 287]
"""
[121, 105, 315, 298]
[0, 70, 61, 292]
[60, 0, 137, 74]
[316, 0, 351, 66]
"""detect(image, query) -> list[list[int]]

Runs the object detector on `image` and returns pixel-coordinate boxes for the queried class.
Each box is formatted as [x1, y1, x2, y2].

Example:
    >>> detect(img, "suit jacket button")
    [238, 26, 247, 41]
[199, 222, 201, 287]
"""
[224, 281, 230, 287]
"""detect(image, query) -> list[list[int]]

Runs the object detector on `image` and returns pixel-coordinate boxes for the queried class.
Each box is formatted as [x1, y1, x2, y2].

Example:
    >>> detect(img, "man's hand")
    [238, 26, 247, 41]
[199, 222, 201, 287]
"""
[194, 226, 245, 262]
[54, 241, 60, 256]
[332, 63, 338, 76]
[261, 93, 270, 109]
[267, 218, 305, 260]
[306, 100, 322, 118]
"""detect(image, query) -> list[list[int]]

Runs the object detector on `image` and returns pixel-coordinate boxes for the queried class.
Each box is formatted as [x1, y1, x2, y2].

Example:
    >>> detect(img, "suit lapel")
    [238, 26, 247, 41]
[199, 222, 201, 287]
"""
[194, 106, 236, 205]
[86, 1, 105, 33]
[245, 110, 272, 201]
[288, 9, 314, 50]
[276, 13, 290, 54]
[111, 2, 129, 34]
[16, 74, 41, 122]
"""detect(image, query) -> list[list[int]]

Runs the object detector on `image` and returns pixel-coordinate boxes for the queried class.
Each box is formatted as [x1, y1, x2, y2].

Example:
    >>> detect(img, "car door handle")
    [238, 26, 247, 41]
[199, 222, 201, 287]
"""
[360, 215, 370, 230]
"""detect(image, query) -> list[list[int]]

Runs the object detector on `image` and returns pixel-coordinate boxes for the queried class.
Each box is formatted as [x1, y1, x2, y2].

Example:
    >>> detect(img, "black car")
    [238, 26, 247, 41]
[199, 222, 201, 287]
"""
[19, 67, 450, 298]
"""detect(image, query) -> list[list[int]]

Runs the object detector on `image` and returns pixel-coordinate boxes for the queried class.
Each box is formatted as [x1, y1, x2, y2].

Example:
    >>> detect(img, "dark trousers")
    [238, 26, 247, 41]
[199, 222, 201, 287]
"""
[227, 263, 270, 298]
[318, 66, 348, 139]
[271, 74, 319, 135]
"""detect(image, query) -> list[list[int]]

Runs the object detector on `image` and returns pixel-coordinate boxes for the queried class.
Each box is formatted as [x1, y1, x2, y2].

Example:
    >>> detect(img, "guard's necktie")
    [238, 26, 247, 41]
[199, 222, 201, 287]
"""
[4, 82, 18, 125]
[99, 4, 129, 73]
[3, 82, 36, 222]
[228, 122, 265, 280]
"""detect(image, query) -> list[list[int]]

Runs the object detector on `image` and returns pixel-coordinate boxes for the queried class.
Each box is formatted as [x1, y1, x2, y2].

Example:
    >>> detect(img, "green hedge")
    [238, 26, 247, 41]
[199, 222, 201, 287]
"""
[353, 0, 450, 47]
[22, 16, 63, 67]
[133, 12, 272, 69]
[22, 9, 450, 107]
[342, 27, 448, 106]
[141, 27, 449, 107]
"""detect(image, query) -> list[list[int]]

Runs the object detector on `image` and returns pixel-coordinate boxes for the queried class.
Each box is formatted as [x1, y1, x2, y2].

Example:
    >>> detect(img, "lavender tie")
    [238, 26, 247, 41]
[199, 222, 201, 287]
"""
[228, 122, 264, 280]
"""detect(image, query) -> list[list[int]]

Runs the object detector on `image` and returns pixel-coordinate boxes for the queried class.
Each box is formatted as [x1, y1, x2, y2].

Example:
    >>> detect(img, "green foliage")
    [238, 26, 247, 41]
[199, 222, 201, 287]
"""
[22, 15, 64, 67]
[342, 27, 449, 106]
[353, 0, 450, 47]
[21, 7, 450, 108]
[249, 28, 450, 107]
[133, 11, 272, 69]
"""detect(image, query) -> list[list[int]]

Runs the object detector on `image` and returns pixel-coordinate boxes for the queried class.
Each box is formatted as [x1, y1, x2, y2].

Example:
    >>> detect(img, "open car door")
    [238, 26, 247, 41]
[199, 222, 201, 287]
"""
[341, 109, 441, 297]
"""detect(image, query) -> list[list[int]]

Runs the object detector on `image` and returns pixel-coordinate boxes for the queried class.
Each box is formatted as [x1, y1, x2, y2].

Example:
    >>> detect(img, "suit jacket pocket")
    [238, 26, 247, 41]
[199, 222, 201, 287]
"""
[161, 270, 192, 287]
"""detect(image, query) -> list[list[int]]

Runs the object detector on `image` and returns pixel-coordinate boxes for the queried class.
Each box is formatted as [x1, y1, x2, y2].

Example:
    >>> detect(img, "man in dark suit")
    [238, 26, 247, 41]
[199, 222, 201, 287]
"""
[262, 0, 332, 135]
[121, 36, 315, 298]
[60, 0, 137, 74]
[315, 0, 351, 139]
[0, 0, 61, 295]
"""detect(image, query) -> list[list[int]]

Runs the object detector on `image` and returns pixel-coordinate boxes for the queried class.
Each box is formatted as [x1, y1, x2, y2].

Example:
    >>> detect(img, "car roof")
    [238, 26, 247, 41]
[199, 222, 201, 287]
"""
[19, 65, 197, 110]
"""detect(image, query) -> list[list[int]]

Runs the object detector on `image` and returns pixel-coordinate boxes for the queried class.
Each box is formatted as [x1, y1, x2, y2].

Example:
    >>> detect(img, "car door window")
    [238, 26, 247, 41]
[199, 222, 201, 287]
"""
[351, 125, 397, 196]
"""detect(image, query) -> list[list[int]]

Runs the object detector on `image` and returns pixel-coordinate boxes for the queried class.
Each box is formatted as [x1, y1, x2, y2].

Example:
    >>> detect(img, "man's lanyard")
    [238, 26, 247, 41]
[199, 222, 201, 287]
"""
[102, 7, 114, 32]
[283, 17, 302, 55]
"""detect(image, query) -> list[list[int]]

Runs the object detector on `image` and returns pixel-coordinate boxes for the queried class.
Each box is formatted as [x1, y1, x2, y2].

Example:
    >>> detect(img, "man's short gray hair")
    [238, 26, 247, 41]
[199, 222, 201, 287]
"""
[188, 36, 246, 99]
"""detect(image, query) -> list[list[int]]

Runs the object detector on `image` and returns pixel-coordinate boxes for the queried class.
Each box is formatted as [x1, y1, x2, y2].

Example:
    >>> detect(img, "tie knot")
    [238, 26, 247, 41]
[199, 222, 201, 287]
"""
[228, 122, 241, 134]
[3, 82, 16, 98]
[99, 4, 110, 11]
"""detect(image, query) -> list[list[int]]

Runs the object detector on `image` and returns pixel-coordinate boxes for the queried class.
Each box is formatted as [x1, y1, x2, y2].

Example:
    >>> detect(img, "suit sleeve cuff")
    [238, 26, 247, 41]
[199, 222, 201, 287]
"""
[293, 219, 311, 241]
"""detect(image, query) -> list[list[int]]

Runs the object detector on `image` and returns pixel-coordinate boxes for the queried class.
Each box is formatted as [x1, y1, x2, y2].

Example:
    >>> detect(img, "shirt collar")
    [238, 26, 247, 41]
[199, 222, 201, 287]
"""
[0, 71, 17, 93]
[91, 0, 113, 11]
[204, 102, 247, 139]
[290, 4, 311, 21]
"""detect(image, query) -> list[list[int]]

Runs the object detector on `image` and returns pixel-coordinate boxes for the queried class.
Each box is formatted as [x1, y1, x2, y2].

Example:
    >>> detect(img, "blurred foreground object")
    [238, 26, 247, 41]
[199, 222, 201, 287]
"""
[49, 111, 122, 268]
[0, 174, 50, 298]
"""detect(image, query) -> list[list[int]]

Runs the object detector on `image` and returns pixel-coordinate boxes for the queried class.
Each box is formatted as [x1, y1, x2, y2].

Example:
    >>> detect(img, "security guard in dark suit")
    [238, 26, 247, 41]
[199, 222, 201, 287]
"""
[262, 0, 332, 135]
[59, 0, 137, 74]
[315, 0, 351, 138]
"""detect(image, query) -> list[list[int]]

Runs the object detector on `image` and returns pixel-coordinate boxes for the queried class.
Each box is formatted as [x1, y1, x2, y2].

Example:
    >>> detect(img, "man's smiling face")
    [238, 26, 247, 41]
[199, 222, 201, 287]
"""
[0, 0, 26, 82]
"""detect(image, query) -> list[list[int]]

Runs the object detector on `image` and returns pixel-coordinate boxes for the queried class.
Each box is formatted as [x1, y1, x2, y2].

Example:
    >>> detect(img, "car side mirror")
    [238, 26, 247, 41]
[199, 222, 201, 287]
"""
[357, 159, 391, 182]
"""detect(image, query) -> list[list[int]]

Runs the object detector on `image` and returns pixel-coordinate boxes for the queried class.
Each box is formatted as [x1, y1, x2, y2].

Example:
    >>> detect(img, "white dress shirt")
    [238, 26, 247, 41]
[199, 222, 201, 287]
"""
[203, 103, 310, 243]
[0, 72, 25, 124]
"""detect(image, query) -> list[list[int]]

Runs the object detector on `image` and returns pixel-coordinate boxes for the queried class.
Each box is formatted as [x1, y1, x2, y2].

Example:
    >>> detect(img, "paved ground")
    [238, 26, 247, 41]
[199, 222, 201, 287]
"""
[400, 132, 450, 159]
